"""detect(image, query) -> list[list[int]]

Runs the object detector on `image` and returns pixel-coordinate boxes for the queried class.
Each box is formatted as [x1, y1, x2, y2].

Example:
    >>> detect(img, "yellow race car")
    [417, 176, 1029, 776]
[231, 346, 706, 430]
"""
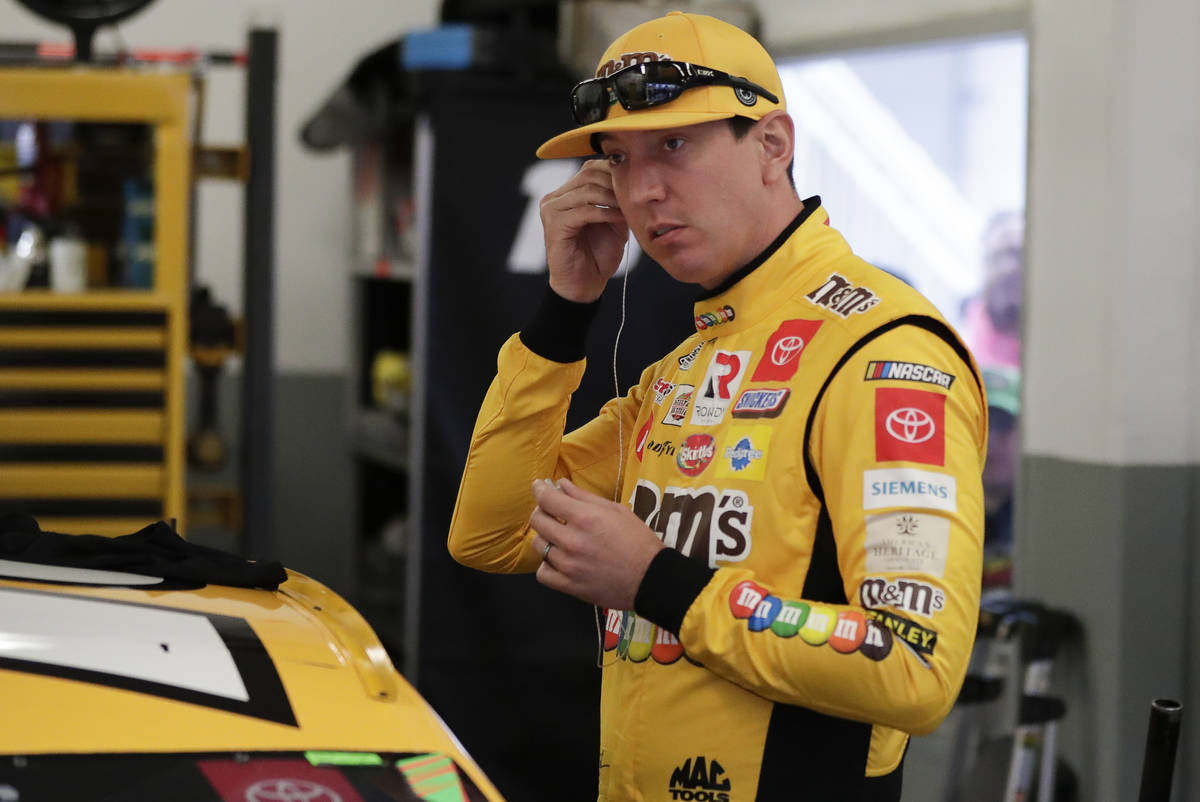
[0, 554, 505, 802]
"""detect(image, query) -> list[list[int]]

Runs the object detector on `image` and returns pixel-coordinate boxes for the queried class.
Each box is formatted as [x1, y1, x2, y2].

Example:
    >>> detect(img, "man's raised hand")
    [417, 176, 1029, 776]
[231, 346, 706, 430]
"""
[539, 159, 629, 303]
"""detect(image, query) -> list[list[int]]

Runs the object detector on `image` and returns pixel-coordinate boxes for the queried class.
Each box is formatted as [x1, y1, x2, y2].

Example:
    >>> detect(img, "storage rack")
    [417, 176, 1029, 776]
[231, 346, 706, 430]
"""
[0, 67, 190, 535]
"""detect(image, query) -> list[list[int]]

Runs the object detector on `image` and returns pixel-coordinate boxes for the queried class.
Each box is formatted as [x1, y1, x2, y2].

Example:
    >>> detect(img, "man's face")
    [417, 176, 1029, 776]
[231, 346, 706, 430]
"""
[598, 120, 774, 289]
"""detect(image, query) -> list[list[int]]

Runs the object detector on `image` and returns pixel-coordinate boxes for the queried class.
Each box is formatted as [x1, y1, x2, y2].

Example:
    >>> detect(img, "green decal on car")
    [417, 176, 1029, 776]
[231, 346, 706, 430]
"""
[305, 750, 384, 766]
[397, 753, 469, 802]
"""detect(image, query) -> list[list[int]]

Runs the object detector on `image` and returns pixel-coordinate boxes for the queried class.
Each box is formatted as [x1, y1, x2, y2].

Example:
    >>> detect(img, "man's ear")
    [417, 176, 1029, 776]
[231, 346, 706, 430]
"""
[756, 110, 795, 185]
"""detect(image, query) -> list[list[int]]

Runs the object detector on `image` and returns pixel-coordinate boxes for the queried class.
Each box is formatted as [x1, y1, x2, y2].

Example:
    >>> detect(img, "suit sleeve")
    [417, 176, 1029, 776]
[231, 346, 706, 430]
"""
[447, 333, 653, 574]
[635, 324, 986, 735]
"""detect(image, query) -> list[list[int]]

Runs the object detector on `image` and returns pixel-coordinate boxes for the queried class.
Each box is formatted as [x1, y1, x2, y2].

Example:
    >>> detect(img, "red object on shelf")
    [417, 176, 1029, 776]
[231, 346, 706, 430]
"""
[15, 40, 248, 65]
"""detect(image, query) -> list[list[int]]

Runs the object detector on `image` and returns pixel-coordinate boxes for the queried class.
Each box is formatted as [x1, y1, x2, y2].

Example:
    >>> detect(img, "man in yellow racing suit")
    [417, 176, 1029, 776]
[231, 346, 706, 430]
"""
[448, 11, 986, 801]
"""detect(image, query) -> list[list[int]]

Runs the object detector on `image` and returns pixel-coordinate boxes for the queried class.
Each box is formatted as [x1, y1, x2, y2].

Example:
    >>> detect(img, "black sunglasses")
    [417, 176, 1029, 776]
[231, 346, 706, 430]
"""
[570, 60, 780, 125]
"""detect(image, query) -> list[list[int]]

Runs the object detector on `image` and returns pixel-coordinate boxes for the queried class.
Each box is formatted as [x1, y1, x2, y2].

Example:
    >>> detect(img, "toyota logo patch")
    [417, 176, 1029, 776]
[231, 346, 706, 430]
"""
[750, 319, 823, 382]
[874, 387, 946, 465]
[770, 335, 806, 366]
[884, 407, 936, 444]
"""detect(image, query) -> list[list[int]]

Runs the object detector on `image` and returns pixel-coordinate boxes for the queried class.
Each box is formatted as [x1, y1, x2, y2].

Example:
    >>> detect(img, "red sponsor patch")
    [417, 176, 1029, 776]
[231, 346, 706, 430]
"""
[676, 433, 715, 476]
[635, 417, 653, 461]
[199, 759, 364, 802]
[729, 580, 768, 619]
[875, 387, 946, 465]
[750, 319, 823, 381]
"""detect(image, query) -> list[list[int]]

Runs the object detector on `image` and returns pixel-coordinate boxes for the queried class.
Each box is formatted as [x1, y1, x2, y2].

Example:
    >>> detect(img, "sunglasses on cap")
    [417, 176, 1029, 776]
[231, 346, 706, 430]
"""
[570, 60, 780, 125]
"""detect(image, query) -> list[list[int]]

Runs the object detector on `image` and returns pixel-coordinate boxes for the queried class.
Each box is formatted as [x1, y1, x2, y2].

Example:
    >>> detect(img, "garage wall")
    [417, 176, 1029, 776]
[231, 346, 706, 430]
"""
[1019, 0, 1200, 799]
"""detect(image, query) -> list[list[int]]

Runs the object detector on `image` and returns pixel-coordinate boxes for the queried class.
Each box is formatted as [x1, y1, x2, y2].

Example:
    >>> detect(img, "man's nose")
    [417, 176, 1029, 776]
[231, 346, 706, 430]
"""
[626, 161, 667, 204]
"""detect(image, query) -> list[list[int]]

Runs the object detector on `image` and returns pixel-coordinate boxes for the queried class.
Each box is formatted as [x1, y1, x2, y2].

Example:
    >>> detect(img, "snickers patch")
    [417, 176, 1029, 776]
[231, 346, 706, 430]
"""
[731, 388, 790, 419]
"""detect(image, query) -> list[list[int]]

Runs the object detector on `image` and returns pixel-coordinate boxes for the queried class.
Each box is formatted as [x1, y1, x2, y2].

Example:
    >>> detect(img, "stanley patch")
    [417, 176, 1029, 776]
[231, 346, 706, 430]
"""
[864, 608, 937, 661]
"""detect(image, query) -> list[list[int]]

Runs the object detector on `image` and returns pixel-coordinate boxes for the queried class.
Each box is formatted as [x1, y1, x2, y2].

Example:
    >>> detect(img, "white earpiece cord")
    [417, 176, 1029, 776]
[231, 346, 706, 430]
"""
[595, 235, 633, 668]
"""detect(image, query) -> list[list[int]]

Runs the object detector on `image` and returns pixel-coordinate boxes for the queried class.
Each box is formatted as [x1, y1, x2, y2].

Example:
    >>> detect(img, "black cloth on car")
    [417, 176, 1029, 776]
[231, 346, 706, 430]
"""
[0, 513, 287, 590]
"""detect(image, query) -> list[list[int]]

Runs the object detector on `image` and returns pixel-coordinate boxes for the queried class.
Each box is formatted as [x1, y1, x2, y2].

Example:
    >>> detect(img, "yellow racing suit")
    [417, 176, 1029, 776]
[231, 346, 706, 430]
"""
[448, 200, 987, 801]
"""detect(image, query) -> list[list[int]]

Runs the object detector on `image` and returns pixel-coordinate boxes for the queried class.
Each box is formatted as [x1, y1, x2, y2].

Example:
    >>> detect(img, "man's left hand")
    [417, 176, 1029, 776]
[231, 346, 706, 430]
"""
[530, 477, 665, 609]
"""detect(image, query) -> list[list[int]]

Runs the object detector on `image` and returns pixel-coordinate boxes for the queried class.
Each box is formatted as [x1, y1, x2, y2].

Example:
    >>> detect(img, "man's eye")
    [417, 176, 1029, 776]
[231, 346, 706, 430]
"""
[605, 152, 625, 166]
[664, 137, 685, 151]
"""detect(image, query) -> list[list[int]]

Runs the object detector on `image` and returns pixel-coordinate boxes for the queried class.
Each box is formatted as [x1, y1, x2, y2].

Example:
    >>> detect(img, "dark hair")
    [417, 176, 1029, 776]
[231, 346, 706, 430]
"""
[727, 115, 757, 139]
[728, 116, 796, 191]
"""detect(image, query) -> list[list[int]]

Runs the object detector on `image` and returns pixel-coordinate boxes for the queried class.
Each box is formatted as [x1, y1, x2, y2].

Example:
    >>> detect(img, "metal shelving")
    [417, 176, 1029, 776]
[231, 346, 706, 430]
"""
[0, 67, 190, 535]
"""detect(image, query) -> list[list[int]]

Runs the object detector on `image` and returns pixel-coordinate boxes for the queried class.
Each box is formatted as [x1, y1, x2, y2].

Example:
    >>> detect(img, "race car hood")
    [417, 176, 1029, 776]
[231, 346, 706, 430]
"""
[0, 561, 479, 770]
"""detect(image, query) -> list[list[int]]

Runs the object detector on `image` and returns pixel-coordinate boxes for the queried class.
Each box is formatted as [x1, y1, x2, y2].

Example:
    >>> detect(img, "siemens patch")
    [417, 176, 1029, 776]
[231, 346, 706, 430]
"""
[863, 468, 957, 512]
[865, 360, 955, 390]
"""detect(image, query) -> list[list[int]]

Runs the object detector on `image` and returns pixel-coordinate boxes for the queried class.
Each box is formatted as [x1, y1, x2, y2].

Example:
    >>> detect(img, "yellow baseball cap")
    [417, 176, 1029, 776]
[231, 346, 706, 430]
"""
[536, 11, 786, 159]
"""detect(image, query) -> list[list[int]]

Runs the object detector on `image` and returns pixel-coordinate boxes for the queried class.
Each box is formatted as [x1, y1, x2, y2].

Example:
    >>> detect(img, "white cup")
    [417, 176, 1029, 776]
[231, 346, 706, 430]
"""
[49, 236, 87, 293]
